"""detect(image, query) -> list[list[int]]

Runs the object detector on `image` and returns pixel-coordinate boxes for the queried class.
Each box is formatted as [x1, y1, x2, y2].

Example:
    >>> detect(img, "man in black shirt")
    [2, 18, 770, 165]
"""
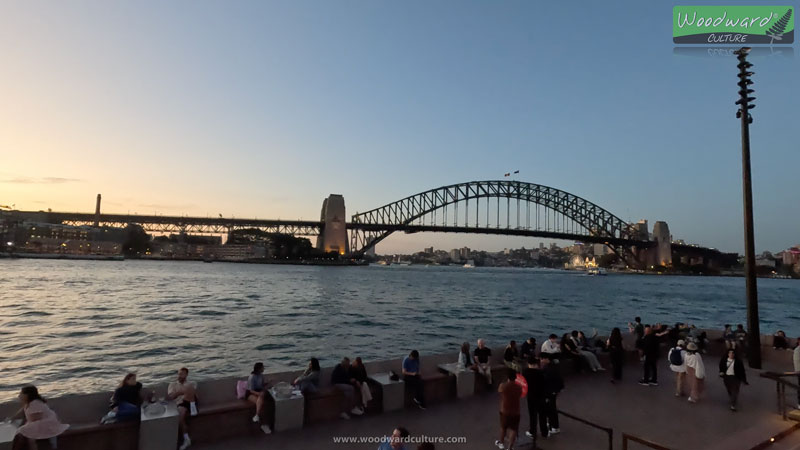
[639, 326, 660, 386]
[520, 337, 537, 360]
[541, 357, 564, 435]
[473, 339, 493, 386]
[522, 357, 547, 441]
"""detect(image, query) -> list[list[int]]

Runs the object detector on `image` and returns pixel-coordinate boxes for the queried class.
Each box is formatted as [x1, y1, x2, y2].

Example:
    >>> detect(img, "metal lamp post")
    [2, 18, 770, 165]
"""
[734, 47, 761, 369]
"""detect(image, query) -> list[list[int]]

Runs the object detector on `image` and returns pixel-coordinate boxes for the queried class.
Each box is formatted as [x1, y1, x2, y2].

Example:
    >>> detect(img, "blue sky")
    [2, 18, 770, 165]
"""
[1, 1, 797, 254]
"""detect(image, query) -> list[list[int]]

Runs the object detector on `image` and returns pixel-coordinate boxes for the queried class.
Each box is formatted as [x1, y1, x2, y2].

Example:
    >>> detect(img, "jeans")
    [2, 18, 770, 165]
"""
[403, 374, 425, 406]
[643, 356, 658, 383]
[116, 402, 140, 421]
[527, 396, 548, 437]
[610, 350, 623, 380]
[334, 384, 355, 412]
[723, 376, 741, 407]
[543, 394, 559, 430]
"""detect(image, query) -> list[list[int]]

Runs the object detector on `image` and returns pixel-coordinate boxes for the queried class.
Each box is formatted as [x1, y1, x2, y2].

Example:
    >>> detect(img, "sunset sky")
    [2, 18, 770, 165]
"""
[1, 1, 798, 254]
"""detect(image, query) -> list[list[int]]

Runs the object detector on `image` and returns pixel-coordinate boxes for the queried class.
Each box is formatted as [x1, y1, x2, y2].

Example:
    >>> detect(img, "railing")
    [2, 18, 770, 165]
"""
[551, 409, 613, 450]
[621, 433, 672, 450]
[760, 371, 800, 421]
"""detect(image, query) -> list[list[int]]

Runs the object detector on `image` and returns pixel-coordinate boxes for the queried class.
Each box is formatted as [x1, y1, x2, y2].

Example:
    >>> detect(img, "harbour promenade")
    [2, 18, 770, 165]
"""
[192, 344, 798, 450]
[1, 331, 798, 450]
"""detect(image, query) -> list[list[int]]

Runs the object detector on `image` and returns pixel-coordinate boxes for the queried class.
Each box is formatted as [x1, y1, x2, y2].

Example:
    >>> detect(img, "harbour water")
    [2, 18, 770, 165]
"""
[1, 259, 798, 402]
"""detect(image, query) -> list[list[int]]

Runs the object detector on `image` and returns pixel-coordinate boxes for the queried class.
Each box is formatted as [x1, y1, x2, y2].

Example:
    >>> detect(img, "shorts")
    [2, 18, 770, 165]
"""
[500, 413, 520, 431]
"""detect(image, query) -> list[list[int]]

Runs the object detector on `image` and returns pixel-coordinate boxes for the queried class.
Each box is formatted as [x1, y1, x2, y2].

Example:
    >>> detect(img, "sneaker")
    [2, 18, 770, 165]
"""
[350, 406, 364, 416]
[100, 411, 116, 425]
[179, 437, 191, 450]
[339, 412, 350, 420]
[730, 405, 737, 411]
[413, 398, 426, 410]
[260, 424, 272, 435]
[796, 404, 800, 410]
[688, 397, 696, 403]
[638, 380, 649, 386]
[550, 428, 561, 435]
[525, 431, 533, 438]
[675, 393, 681, 397]
[649, 382, 659, 386]
[597, 367, 606, 372]
[495, 440, 506, 449]
[251, 414, 259, 423]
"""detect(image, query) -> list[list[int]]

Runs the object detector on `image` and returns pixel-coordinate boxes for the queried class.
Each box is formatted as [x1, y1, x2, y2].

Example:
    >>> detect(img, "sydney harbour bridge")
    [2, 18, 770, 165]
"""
[5, 180, 711, 268]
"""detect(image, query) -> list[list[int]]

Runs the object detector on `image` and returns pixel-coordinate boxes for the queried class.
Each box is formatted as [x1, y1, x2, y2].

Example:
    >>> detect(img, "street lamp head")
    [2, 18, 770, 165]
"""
[737, 61, 753, 70]
[737, 71, 755, 78]
[734, 47, 752, 55]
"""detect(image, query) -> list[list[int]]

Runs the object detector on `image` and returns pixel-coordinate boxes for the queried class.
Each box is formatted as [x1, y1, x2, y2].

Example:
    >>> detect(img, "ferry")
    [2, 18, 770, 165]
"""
[587, 268, 607, 276]
[463, 259, 475, 268]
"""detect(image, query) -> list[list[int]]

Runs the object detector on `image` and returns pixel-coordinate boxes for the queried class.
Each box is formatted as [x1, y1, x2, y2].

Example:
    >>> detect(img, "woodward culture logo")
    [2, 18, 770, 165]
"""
[674, 6, 794, 44]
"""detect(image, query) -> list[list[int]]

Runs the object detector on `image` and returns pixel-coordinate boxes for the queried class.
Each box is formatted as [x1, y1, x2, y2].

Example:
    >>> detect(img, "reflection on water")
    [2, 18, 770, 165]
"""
[0, 259, 797, 402]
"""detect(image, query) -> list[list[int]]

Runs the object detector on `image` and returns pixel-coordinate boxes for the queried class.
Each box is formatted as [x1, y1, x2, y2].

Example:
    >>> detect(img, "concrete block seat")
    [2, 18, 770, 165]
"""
[301, 366, 381, 424]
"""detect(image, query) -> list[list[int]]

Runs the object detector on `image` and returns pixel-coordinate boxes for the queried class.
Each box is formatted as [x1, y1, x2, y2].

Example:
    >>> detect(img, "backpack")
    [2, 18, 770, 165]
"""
[669, 348, 683, 366]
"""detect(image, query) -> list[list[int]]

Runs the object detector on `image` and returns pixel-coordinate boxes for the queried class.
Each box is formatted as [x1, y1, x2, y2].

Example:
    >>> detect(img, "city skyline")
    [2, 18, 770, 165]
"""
[2, 0, 799, 255]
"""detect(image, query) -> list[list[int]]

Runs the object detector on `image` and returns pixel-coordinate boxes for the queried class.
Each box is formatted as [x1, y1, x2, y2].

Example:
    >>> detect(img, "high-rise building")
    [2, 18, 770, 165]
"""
[460, 246, 470, 259]
[449, 249, 460, 261]
[423, 247, 434, 254]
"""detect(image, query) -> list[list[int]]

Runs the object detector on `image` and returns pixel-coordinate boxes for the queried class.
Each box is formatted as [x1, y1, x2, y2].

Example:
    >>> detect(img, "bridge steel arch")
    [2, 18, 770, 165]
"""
[349, 180, 646, 262]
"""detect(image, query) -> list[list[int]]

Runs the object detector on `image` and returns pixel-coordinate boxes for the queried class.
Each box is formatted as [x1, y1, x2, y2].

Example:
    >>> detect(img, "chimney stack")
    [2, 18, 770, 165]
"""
[94, 194, 101, 227]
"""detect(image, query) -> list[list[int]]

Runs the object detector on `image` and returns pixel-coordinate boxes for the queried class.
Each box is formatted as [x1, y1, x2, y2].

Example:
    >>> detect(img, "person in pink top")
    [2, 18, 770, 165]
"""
[9, 385, 69, 450]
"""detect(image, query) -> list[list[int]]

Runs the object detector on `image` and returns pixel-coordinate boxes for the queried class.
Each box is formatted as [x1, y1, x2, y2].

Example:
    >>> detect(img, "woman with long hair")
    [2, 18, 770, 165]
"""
[606, 327, 625, 383]
[685, 343, 706, 403]
[293, 358, 321, 394]
[247, 362, 271, 435]
[10, 385, 69, 450]
[350, 357, 373, 409]
[100, 373, 144, 423]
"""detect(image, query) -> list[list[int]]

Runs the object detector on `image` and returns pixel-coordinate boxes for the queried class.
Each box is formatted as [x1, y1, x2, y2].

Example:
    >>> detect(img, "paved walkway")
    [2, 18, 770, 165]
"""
[194, 357, 797, 450]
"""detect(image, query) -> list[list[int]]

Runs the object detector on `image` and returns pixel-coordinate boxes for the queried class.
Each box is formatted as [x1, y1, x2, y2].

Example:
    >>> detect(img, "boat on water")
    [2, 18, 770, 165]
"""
[587, 268, 607, 276]
[463, 259, 475, 268]
[376, 260, 390, 266]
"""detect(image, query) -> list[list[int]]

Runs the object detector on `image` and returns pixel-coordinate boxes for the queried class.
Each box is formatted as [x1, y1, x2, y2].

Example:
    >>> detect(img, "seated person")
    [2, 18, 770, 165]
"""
[167, 367, 198, 450]
[774, 331, 789, 350]
[560, 333, 587, 371]
[350, 357, 373, 409]
[540, 334, 562, 362]
[570, 331, 604, 372]
[247, 362, 272, 435]
[102, 373, 145, 424]
[520, 337, 537, 360]
[9, 385, 69, 450]
[293, 358, 321, 394]
[457, 342, 473, 370]
[503, 340, 521, 371]
[473, 339, 493, 385]
[332, 357, 364, 419]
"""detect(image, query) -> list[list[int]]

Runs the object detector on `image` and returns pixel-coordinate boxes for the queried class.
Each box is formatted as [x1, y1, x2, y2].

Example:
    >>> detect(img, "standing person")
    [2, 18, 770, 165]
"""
[167, 368, 198, 450]
[606, 327, 625, 383]
[246, 362, 272, 434]
[351, 357, 373, 410]
[522, 357, 548, 441]
[540, 334, 561, 362]
[331, 357, 364, 419]
[668, 340, 687, 397]
[495, 369, 522, 450]
[292, 358, 321, 394]
[794, 337, 800, 409]
[719, 349, 748, 411]
[9, 386, 69, 450]
[629, 317, 645, 359]
[402, 350, 426, 410]
[541, 356, 564, 436]
[638, 326, 660, 386]
[457, 342, 473, 370]
[377, 426, 410, 450]
[734, 324, 748, 355]
[520, 338, 537, 361]
[504, 341, 521, 371]
[473, 339, 493, 386]
[685, 343, 706, 403]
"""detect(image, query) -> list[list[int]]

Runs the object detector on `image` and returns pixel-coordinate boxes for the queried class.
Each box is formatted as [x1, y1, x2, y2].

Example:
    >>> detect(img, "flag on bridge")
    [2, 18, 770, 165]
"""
[504, 173, 510, 177]
[513, 170, 519, 174]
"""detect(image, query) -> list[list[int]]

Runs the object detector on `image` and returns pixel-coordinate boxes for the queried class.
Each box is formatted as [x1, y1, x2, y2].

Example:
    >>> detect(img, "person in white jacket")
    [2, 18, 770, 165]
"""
[793, 337, 800, 409]
[684, 342, 705, 403]
[668, 340, 688, 397]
